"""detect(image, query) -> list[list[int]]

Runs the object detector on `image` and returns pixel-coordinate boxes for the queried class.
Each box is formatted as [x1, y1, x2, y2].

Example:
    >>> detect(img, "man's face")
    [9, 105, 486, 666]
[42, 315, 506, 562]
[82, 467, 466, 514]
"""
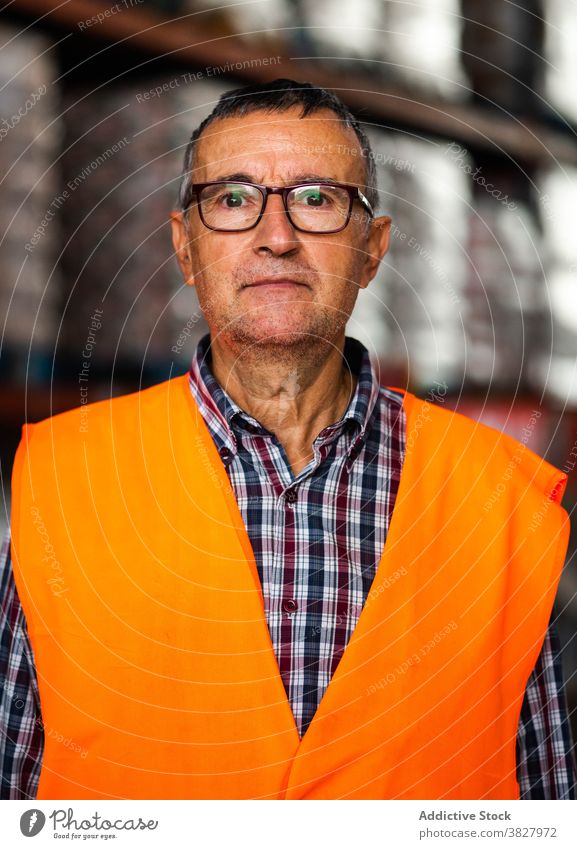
[171, 106, 391, 352]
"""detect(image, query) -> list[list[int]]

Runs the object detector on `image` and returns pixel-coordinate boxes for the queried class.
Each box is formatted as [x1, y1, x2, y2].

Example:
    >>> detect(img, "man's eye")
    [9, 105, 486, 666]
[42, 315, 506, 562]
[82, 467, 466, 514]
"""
[222, 192, 246, 208]
[292, 187, 335, 208]
[301, 191, 327, 207]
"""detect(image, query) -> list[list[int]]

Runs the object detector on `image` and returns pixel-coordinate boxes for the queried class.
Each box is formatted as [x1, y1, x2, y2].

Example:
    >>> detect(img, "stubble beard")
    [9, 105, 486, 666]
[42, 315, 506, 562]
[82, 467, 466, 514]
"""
[197, 269, 357, 367]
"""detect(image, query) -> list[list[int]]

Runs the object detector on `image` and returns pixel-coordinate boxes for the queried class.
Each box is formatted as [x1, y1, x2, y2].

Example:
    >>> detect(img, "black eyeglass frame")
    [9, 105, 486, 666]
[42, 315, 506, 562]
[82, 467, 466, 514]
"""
[182, 180, 375, 234]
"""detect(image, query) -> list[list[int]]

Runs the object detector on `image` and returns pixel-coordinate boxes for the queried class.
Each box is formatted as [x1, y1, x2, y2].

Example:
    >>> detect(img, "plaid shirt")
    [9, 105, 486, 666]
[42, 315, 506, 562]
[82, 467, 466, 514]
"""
[1, 334, 575, 798]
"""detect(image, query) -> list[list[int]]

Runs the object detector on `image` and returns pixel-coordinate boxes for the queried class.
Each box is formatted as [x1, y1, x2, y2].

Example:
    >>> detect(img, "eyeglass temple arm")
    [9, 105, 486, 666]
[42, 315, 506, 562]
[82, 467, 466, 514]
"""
[357, 189, 374, 217]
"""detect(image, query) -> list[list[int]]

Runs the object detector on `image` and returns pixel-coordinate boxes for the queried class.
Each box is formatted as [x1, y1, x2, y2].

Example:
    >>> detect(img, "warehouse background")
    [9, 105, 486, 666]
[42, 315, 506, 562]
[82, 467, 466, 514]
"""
[1, 0, 577, 740]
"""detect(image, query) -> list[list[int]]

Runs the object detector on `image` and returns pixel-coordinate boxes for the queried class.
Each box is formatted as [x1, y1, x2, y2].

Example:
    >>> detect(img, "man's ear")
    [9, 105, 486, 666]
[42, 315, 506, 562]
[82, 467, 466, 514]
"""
[170, 210, 195, 287]
[358, 215, 392, 290]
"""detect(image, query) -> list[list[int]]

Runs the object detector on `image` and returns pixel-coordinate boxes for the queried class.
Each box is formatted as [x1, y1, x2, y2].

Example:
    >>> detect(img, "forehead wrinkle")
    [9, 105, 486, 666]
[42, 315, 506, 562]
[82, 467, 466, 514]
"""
[194, 114, 367, 185]
[201, 149, 365, 185]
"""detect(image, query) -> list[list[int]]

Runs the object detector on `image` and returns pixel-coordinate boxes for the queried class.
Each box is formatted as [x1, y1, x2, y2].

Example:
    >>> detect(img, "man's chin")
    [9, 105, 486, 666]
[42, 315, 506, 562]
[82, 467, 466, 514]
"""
[223, 320, 336, 352]
[231, 327, 315, 347]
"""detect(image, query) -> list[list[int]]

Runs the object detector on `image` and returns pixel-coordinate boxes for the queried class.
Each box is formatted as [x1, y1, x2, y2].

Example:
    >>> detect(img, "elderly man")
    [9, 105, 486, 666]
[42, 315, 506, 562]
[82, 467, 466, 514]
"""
[2, 79, 575, 800]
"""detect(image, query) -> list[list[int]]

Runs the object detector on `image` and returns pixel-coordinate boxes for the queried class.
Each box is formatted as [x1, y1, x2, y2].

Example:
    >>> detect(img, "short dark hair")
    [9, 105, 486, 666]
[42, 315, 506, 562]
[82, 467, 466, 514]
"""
[177, 78, 378, 214]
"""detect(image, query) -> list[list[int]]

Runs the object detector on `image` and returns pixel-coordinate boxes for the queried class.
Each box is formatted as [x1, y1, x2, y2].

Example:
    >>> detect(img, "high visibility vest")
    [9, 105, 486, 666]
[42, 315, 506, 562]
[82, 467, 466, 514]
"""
[11, 374, 569, 800]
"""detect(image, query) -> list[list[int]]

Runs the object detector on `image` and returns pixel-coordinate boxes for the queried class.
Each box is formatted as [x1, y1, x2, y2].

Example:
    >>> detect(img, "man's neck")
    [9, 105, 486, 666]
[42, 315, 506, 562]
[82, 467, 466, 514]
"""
[209, 336, 356, 476]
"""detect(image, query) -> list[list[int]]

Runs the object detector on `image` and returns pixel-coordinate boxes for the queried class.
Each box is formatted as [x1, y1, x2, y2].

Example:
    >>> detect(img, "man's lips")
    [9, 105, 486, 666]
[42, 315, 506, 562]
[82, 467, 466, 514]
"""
[243, 278, 309, 289]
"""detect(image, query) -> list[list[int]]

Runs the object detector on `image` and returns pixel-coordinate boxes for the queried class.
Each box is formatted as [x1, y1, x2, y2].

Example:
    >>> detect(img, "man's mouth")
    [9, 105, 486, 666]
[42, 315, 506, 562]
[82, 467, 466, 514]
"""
[243, 277, 309, 289]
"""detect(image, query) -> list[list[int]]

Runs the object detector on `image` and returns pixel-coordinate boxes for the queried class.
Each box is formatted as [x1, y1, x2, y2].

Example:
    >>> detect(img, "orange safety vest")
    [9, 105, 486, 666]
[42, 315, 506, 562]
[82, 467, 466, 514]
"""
[11, 374, 569, 800]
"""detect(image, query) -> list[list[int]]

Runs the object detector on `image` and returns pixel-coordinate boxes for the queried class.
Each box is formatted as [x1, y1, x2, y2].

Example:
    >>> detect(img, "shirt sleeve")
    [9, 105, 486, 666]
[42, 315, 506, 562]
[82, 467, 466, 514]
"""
[0, 531, 44, 799]
[516, 613, 577, 799]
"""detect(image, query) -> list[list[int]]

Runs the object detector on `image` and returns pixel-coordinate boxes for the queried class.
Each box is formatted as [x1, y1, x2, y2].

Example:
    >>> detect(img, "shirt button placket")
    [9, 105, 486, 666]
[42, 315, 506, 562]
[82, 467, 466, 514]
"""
[218, 446, 233, 466]
[282, 598, 298, 617]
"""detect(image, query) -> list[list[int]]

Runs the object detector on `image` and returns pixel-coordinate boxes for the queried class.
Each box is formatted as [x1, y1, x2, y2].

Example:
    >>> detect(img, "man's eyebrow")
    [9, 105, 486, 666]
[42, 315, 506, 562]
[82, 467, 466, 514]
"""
[208, 173, 257, 183]
[286, 174, 341, 184]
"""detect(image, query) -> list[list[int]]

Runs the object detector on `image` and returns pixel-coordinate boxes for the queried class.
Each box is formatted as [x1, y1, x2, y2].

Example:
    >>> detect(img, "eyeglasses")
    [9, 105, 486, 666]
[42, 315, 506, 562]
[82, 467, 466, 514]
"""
[182, 180, 374, 234]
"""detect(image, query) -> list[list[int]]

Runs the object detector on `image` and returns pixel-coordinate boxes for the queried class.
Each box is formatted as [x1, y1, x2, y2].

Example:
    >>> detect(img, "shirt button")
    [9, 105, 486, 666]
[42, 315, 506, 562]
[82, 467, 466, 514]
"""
[218, 446, 233, 465]
[283, 598, 298, 613]
[285, 488, 297, 505]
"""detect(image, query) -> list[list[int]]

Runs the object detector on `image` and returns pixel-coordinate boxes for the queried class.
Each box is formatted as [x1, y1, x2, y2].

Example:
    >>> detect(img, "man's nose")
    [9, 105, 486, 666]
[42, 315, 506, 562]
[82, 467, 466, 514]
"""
[252, 193, 299, 255]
